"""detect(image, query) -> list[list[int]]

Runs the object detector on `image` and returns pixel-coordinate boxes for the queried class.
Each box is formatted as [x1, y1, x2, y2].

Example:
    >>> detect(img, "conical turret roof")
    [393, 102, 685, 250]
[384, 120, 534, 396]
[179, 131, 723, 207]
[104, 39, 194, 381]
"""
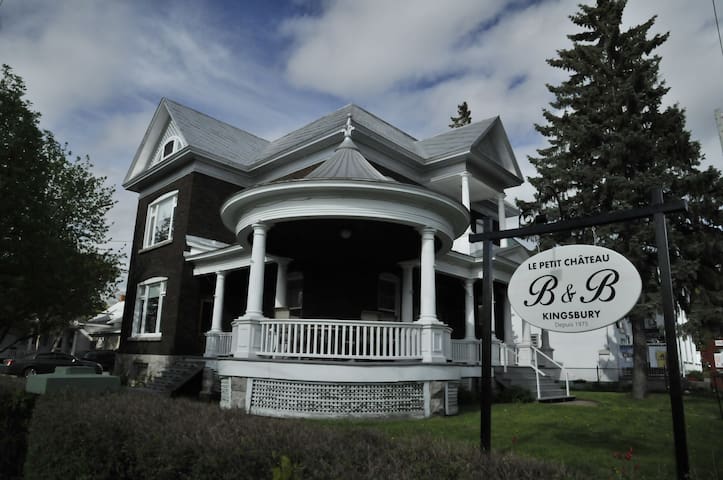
[306, 115, 391, 182]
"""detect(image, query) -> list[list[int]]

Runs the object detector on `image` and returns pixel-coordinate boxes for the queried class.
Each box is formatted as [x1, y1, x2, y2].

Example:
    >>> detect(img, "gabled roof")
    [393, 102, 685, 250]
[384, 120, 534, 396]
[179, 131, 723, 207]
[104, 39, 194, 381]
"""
[415, 118, 497, 159]
[256, 104, 419, 163]
[125, 99, 522, 188]
[164, 99, 269, 165]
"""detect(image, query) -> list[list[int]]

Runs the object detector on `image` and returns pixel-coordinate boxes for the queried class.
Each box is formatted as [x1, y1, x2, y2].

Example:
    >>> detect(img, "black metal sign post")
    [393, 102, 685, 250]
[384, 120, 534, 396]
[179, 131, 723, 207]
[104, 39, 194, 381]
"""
[652, 189, 690, 479]
[479, 217, 493, 453]
[469, 188, 690, 479]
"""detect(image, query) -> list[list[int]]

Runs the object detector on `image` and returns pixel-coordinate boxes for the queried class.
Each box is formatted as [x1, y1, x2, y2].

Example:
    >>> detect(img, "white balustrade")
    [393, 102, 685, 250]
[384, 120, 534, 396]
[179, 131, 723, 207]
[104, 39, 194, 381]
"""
[450, 339, 481, 364]
[258, 319, 422, 361]
[205, 331, 234, 357]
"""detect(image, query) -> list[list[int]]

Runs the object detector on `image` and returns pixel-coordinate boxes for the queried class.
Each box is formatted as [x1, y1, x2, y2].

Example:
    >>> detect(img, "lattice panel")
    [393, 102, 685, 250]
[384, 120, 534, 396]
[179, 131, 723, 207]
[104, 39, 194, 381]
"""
[249, 379, 424, 418]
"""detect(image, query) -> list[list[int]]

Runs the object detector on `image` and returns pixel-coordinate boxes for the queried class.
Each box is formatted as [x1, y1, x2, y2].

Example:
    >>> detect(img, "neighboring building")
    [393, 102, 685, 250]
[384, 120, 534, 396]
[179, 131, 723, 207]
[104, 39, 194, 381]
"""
[118, 99, 540, 417]
[528, 313, 702, 383]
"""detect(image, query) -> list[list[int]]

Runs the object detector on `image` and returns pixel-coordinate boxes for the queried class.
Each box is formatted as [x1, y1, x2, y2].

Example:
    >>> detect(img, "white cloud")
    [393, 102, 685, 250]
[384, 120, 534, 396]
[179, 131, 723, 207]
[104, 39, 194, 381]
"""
[2, 0, 721, 293]
[282, 0, 509, 96]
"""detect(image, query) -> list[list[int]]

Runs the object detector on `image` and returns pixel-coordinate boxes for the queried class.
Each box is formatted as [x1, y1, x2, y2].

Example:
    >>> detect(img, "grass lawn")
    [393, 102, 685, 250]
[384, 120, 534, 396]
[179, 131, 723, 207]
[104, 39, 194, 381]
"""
[322, 392, 722, 479]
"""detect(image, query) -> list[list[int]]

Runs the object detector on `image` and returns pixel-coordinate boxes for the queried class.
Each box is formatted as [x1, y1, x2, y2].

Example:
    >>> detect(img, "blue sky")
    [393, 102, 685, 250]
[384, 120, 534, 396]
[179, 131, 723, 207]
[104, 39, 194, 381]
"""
[1, 0, 722, 289]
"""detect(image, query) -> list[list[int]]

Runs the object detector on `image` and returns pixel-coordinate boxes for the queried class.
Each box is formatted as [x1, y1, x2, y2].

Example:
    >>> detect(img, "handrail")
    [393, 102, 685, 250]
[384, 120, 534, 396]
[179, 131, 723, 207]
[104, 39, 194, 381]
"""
[531, 345, 570, 398]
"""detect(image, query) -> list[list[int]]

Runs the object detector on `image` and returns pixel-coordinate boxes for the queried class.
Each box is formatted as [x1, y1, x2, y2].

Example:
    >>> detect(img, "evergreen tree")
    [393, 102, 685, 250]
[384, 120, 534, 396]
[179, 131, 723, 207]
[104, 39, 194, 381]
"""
[0, 65, 122, 352]
[519, 0, 723, 399]
[449, 101, 472, 128]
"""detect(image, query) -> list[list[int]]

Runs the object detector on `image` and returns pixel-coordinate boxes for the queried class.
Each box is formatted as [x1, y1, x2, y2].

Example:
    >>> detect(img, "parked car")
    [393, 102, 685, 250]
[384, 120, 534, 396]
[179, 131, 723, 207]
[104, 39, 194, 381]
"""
[78, 349, 116, 372]
[0, 352, 102, 377]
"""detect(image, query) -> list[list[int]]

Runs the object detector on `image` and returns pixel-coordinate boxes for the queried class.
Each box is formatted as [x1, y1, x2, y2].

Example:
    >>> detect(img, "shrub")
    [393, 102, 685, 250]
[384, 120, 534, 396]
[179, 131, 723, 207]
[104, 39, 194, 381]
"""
[687, 370, 704, 381]
[0, 375, 37, 479]
[24, 390, 580, 480]
[495, 385, 534, 404]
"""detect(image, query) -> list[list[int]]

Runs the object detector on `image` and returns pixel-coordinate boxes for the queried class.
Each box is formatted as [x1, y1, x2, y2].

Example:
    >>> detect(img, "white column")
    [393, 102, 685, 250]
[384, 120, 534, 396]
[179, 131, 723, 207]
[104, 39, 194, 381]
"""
[540, 328, 553, 361]
[461, 171, 471, 210]
[210, 271, 226, 332]
[274, 259, 289, 309]
[244, 223, 268, 319]
[453, 172, 472, 255]
[518, 319, 533, 366]
[503, 295, 513, 346]
[418, 227, 438, 324]
[497, 192, 507, 248]
[401, 263, 414, 323]
[464, 278, 475, 340]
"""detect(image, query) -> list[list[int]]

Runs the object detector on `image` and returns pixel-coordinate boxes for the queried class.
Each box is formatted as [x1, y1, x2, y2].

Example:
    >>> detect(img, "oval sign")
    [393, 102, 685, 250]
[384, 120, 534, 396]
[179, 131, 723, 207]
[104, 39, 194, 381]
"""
[508, 245, 642, 333]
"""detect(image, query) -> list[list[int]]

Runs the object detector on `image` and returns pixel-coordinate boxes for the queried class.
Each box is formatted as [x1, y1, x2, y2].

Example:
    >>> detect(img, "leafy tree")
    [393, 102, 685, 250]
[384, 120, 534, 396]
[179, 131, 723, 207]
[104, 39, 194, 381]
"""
[519, 1, 723, 398]
[0, 65, 121, 353]
[449, 101, 472, 128]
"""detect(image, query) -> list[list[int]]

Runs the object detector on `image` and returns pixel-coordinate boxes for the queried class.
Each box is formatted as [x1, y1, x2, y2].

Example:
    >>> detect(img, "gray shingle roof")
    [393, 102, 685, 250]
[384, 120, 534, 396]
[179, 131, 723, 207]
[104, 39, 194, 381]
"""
[256, 104, 419, 163]
[305, 136, 391, 182]
[164, 99, 269, 165]
[159, 99, 506, 171]
[415, 117, 497, 159]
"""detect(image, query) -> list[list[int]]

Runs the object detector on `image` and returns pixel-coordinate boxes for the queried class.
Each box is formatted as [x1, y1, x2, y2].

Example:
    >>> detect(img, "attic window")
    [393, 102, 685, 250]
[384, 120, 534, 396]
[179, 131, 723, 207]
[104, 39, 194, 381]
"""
[152, 136, 181, 165]
[163, 140, 176, 158]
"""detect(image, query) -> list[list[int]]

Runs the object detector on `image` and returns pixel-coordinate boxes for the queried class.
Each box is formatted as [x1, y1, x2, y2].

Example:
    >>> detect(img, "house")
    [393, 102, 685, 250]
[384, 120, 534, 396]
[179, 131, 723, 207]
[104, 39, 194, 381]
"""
[118, 99, 551, 418]
[536, 312, 702, 383]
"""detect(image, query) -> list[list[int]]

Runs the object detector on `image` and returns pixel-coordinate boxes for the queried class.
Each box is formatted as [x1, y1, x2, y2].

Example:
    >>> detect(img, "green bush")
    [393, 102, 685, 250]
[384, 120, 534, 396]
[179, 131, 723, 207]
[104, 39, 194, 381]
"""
[24, 390, 580, 480]
[494, 385, 534, 404]
[0, 375, 37, 479]
[687, 370, 704, 381]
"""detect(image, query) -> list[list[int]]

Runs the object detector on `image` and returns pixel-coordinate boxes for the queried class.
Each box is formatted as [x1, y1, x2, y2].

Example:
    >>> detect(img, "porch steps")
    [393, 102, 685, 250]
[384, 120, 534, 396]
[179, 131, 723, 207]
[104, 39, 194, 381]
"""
[494, 366, 575, 403]
[135, 359, 205, 397]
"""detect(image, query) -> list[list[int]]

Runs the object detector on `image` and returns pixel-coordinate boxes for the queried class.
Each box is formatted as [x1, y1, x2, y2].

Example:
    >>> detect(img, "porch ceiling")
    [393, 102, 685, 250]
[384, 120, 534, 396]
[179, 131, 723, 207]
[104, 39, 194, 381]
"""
[266, 219, 424, 265]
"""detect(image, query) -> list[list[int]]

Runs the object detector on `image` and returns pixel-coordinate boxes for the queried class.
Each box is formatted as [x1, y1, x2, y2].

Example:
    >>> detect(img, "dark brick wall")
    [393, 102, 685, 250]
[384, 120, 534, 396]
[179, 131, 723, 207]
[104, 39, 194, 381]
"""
[120, 172, 242, 356]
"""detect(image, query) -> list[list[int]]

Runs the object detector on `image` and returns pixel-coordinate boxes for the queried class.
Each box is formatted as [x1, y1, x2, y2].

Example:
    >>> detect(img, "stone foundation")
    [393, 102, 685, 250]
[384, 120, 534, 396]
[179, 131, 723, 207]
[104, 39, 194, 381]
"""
[114, 353, 177, 386]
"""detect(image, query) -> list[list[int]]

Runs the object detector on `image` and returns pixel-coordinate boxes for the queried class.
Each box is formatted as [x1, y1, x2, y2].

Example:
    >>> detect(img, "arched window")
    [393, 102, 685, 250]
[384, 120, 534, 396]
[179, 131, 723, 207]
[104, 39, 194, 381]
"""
[151, 136, 182, 165]
[162, 139, 176, 158]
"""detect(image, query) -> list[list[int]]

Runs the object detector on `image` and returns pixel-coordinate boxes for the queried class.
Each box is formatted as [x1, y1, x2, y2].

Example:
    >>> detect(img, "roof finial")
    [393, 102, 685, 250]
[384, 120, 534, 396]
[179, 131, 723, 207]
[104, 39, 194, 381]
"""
[341, 113, 355, 138]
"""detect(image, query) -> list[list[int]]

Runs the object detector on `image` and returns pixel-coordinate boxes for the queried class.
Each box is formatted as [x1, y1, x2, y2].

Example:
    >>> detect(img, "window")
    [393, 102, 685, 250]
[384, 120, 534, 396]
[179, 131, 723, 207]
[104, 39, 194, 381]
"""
[287, 272, 303, 314]
[162, 139, 176, 158]
[151, 136, 181, 166]
[132, 277, 167, 338]
[143, 190, 177, 248]
[378, 273, 399, 320]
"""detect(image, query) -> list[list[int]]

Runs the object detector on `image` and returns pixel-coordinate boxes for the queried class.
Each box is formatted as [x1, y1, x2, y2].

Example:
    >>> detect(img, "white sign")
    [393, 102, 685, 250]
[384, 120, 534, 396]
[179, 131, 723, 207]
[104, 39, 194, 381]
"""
[508, 245, 642, 333]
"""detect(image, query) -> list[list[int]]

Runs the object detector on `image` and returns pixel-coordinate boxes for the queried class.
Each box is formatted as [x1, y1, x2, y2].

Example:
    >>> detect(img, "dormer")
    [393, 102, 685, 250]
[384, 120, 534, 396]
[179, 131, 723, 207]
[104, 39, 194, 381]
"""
[123, 98, 269, 193]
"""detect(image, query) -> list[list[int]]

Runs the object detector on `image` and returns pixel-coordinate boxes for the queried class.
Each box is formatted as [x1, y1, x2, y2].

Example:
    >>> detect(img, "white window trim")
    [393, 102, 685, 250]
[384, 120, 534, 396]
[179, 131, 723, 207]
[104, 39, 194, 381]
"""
[142, 190, 178, 249]
[130, 276, 167, 340]
[378, 273, 400, 320]
[152, 135, 182, 166]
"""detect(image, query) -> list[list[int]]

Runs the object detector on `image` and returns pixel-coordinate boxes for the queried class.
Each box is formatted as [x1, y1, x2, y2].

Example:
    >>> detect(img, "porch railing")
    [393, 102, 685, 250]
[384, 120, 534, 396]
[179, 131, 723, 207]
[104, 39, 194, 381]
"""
[204, 331, 233, 357]
[450, 339, 514, 367]
[450, 339, 481, 364]
[258, 319, 423, 361]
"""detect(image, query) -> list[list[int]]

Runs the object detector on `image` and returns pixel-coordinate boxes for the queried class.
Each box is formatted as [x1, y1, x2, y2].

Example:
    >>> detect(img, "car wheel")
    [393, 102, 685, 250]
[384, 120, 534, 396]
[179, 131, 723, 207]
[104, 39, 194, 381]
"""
[24, 367, 37, 377]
